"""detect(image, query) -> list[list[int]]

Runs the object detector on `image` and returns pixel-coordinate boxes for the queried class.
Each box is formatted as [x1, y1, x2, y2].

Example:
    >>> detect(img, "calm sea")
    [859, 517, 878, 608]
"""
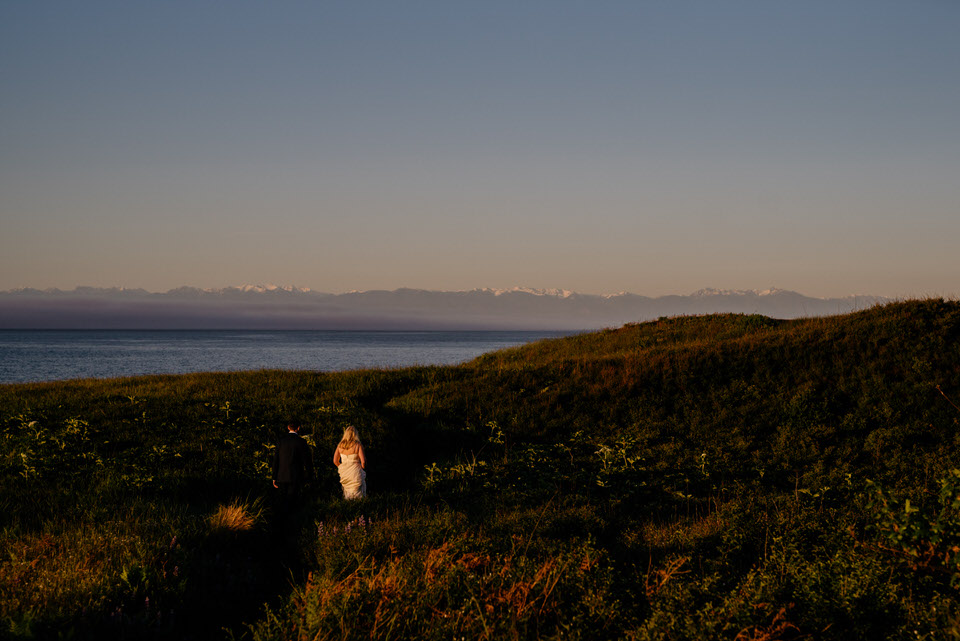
[0, 330, 571, 384]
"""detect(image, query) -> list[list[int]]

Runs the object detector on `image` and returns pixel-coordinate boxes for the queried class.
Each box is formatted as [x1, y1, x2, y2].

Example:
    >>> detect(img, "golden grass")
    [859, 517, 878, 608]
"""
[208, 499, 261, 533]
[284, 538, 591, 640]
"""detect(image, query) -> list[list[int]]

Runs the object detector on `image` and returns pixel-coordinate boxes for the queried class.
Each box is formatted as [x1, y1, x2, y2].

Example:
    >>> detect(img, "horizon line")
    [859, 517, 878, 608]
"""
[0, 284, 899, 301]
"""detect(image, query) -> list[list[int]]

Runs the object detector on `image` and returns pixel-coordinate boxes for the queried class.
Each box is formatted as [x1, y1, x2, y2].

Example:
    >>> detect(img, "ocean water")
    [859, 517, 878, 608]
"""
[0, 330, 571, 384]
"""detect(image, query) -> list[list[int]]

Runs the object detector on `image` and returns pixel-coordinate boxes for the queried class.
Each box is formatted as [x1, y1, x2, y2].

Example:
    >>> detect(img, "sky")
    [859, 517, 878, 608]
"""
[1, 2, 958, 298]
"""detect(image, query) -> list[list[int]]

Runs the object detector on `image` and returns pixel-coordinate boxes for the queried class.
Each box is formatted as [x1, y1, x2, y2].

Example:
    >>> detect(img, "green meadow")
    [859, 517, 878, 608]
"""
[3, 299, 960, 639]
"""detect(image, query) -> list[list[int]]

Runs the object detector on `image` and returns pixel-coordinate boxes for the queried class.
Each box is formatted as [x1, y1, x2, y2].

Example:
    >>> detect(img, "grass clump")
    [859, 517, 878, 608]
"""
[208, 498, 263, 534]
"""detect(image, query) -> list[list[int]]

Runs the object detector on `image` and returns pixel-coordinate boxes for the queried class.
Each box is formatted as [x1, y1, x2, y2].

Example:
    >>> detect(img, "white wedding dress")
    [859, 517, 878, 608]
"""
[338, 451, 367, 499]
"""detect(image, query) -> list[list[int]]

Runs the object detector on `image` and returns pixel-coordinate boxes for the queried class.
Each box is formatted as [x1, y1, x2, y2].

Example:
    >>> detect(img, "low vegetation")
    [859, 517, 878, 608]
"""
[2, 299, 960, 639]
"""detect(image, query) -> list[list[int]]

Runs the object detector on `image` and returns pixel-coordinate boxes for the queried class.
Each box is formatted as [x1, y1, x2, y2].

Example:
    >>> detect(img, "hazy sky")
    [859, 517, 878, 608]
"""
[2, 2, 958, 298]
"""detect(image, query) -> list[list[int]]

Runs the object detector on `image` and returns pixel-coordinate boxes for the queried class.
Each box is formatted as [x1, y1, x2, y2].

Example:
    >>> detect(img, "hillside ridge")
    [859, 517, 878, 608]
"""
[2, 299, 959, 639]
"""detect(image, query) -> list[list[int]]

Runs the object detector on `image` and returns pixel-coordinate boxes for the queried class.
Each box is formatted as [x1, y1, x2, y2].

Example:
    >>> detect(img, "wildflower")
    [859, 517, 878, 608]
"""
[358, 515, 366, 528]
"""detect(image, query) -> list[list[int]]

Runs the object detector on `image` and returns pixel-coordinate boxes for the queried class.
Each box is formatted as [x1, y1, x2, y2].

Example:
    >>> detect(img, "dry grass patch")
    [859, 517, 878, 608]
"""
[208, 498, 262, 533]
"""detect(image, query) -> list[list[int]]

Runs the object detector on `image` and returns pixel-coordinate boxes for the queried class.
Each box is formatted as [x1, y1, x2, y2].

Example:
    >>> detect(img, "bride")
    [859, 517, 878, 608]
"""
[333, 425, 367, 499]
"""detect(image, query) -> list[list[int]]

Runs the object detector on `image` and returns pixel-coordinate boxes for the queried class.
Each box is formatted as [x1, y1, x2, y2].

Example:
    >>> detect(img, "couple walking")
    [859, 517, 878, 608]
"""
[272, 421, 367, 503]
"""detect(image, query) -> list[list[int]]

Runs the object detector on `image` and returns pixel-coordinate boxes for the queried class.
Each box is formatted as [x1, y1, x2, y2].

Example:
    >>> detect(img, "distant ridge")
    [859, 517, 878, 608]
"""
[0, 286, 891, 330]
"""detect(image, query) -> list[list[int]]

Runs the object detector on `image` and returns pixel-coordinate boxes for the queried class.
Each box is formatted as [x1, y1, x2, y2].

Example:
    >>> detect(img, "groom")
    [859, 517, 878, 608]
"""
[272, 418, 315, 522]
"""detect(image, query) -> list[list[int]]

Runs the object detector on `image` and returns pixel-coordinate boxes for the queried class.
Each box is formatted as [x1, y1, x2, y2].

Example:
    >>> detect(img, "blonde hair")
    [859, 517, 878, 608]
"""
[338, 425, 361, 451]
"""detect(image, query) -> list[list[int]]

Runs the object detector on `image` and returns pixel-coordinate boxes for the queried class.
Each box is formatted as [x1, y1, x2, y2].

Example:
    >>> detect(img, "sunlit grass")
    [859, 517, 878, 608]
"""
[208, 498, 263, 533]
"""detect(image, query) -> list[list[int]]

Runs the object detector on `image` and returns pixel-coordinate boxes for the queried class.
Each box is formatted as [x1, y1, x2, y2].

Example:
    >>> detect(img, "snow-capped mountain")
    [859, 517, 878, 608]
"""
[475, 287, 577, 298]
[0, 286, 892, 330]
[235, 284, 312, 294]
[691, 288, 788, 297]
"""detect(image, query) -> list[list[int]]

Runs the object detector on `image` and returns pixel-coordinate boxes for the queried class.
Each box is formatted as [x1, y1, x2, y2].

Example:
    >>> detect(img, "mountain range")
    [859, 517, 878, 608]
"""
[0, 285, 890, 330]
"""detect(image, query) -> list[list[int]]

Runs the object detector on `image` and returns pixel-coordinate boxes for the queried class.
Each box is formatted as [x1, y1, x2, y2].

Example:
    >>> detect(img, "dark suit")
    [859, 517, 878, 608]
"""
[272, 430, 314, 521]
[273, 431, 314, 484]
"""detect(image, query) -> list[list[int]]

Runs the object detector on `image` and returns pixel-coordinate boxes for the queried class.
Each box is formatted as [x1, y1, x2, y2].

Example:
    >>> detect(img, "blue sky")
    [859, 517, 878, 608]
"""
[2, 1, 958, 297]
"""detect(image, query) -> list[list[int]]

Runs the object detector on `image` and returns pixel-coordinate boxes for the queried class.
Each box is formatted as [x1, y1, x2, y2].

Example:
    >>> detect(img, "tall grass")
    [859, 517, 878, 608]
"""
[208, 498, 263, 533]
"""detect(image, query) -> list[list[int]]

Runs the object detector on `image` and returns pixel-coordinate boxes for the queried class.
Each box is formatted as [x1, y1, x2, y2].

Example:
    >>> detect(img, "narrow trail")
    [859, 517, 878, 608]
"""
[172, 499, 320, 640]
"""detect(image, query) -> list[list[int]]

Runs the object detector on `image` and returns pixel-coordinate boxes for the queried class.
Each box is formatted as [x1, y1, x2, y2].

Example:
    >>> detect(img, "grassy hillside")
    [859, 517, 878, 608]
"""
[2, 299, 960, 639]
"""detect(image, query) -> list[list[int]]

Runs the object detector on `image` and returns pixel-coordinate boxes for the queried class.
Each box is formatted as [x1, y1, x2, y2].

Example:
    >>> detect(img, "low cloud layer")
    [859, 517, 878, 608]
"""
[0, 287, 891, 330]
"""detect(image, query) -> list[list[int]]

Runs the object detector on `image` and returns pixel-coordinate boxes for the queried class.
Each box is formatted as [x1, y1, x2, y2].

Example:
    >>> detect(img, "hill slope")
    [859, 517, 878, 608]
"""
[1, 299, 959, 639]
